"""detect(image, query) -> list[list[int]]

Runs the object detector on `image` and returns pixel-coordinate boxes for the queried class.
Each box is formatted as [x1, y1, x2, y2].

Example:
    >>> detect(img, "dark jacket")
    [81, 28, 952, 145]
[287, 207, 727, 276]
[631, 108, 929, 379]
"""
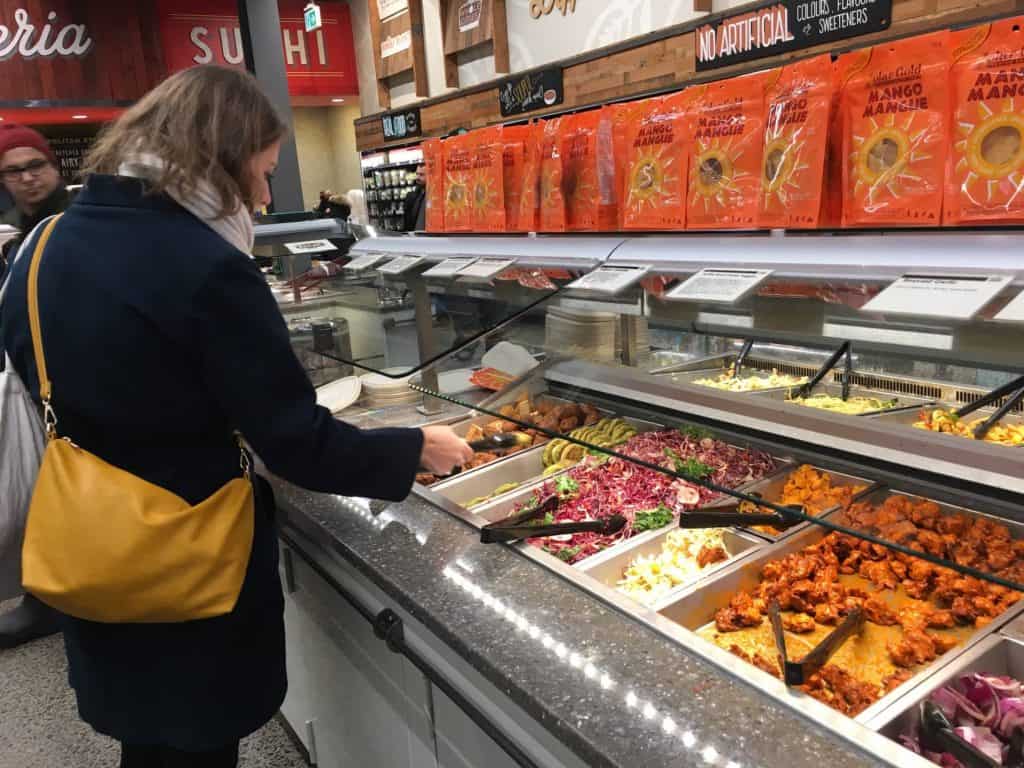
[0, 183, 71, 282]
[0, 175, 424, 749]
[403, 184, 426, 232]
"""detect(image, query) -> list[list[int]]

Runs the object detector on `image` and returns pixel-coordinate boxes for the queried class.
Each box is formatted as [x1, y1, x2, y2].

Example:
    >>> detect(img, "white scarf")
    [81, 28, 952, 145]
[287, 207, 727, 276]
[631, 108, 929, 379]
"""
[118, 152, 255, 255]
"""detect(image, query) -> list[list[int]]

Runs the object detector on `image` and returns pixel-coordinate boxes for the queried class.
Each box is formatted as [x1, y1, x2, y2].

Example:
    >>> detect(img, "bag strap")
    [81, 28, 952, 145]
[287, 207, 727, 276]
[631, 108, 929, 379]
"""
[26, 215, 63, 437]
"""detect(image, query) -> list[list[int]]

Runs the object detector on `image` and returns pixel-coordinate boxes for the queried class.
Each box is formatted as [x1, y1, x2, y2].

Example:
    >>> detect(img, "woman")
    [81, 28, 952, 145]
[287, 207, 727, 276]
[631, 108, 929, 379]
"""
[0, 65, 471, 767]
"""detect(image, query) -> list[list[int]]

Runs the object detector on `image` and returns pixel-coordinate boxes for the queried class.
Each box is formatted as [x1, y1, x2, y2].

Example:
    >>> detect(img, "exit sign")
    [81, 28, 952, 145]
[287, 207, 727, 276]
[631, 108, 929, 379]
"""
[304, 2, 322, 32]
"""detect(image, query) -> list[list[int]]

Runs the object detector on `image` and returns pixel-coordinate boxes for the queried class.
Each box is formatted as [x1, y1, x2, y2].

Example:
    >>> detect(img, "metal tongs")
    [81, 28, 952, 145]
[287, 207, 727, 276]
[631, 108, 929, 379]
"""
[422, 434, 533, 479]
[480, 495, 626, 544]
[953, 374, 1024, 441]
[678, 496, 805, 531]
[918, 700, 1007, 768]
[768, 601, 865, 686]
[793, 341, 853, 401]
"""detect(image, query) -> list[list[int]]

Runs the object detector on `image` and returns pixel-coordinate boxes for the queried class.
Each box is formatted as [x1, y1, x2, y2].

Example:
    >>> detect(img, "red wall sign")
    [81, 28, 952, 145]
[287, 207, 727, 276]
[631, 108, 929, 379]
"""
[157, 0, 359, 98]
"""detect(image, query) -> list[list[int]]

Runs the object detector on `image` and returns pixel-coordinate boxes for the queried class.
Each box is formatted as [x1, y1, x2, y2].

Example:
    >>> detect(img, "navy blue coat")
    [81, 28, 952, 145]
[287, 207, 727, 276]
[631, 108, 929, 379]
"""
[1, 175, 424, 749]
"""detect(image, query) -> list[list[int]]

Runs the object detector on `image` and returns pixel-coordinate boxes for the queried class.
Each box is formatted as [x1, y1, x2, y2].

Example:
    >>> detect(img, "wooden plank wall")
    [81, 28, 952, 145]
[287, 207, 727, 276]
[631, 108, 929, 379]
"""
[355, 0, 1024, 151]
[0, 1, 164, 102]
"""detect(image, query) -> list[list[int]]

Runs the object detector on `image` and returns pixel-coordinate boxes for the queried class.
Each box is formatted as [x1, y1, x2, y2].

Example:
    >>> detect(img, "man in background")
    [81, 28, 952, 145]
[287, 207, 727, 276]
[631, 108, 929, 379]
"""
[402, 164, 426, 232]
[0, 123, 65, 647]
[0, 124, 69, 283]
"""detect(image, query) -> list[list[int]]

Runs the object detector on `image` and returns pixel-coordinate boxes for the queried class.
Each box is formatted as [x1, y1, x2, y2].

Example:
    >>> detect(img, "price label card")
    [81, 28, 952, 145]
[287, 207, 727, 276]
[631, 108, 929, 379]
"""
[422, 256, 478, 279]
[994, 289, 1024, 324]
[285, 239, 337, 255]
[378, 255, 425, 275]
[862, 274, 1013, 320]
[666, 268, 773, 304]
[344, 253, 387, 271]
[457, 257, 516, 281]
[568, 265, 649, 295]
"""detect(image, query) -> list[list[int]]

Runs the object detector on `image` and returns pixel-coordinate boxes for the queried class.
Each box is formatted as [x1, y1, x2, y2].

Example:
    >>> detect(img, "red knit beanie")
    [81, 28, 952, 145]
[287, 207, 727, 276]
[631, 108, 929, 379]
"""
[0, 124, 56, 166]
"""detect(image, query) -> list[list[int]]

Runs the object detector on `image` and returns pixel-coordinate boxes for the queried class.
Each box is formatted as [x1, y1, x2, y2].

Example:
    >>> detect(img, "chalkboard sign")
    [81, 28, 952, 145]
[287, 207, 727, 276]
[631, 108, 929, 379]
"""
[695, 0, 892, 71]
[382, 107, 422, 141]
[48, 135, 95, 182]
[498, 67, 563, 118]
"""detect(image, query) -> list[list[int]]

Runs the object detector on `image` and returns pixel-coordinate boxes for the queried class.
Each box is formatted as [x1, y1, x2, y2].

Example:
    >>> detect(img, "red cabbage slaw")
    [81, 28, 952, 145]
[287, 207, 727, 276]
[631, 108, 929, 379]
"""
[901, 672, 1024, 766]
[515, 430, 777, 564]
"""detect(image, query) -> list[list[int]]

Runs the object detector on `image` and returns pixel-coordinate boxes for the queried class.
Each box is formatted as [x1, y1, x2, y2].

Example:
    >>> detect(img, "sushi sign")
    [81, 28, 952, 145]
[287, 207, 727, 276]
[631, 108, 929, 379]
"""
[695, 0, 891, 71]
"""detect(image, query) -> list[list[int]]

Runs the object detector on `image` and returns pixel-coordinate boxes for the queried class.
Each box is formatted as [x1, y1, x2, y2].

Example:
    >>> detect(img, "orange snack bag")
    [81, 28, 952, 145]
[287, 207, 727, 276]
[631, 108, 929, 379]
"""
[502, 125, 532, 232]
[563, 108, 617, 231]
[539, 117, 567, 232]
[946, 18, 1024, 224]
[688, 72, 768, 230]
[612, 99, 653, 228]
[443, 133, 474, 232]
[759, 55, 834, 229]
[469, 126, 505, 232]
[621, 96, 689, 230]
[841, 31, 951, 227]
[518, 122, 542, 232]
[423, 138, 445, 232]
[824, 51, 869, 228]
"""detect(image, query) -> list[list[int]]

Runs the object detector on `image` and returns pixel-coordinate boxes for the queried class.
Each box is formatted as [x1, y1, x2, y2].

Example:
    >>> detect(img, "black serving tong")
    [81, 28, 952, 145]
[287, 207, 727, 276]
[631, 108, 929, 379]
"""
[479, 495, 626, 544]
[732, 339, 754, 378]
[423, 434, 532, 480]
[768, 601, 865, 686]
[793, 341, 853, 401]
[952, 374, 1024, 441]
[919, 700, 1002, 768]
[678, 496, 805, 531]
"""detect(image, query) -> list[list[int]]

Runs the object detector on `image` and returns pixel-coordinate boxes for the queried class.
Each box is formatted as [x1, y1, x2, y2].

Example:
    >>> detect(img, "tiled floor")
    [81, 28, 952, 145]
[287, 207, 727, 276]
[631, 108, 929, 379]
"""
[0, 600, 307, 768]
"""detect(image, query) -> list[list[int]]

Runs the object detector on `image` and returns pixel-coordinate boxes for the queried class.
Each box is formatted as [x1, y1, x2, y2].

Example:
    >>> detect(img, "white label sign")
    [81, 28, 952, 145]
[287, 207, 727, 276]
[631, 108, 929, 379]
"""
[285, 239, 337, 255]
[994, 290, 1024, 324]
[377, 0, 409, 20]
[862, 274, 1013, 320]
[666, 268, 773, 304]
[423, 257, 478, 278]
[457, 257, 516, 281]
[344, 253, 387, 271]
[381, 30, 411, 58]
[378, 255, 425, 275]
[568, 265, 649, 295]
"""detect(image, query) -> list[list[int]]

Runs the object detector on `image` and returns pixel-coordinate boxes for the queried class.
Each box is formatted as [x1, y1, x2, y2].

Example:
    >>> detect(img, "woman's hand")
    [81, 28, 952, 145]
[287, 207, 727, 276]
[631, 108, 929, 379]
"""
[420, 426, 474, 475]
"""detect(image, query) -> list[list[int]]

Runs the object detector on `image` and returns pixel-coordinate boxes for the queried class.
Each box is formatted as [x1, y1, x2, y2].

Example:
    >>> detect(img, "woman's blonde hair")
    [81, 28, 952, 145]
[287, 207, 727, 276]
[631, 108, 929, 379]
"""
[83, 65, 287, 217]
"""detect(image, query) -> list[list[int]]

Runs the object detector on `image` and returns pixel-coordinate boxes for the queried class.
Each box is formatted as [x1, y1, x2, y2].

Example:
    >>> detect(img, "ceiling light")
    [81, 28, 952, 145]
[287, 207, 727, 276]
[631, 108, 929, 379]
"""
[331, 97, 345, 103]
[71, 114, 88, 120]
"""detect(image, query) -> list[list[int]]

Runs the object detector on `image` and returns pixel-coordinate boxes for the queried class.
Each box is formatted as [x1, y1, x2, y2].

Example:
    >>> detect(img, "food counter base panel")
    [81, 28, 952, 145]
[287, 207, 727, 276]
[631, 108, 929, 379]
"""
[273, 480, 897, 768]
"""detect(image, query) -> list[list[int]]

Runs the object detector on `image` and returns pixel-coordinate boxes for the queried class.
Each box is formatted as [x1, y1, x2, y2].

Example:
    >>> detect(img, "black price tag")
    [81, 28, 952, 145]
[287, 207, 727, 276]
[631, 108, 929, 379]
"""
[498, 67, 564, 117]
[695, 0, 891, 71]
[381, 107, 422, 140]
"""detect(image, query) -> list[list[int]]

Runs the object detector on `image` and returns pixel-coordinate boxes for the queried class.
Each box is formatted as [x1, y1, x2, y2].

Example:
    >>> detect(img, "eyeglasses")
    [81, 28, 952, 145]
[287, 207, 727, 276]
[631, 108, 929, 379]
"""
[0, 159, 51, 183]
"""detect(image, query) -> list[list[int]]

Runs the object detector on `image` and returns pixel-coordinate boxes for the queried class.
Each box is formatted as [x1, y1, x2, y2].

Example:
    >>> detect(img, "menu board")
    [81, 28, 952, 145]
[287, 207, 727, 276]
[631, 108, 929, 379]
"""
[862, 274, 1012, 320]
[423, 256, 478, 278]
[666, 268, 773, 304]
[344, 253, 387, 271]
[378, 255, 425, 275]
[568, 265, 649, 295]
[457, 257, 516, 281]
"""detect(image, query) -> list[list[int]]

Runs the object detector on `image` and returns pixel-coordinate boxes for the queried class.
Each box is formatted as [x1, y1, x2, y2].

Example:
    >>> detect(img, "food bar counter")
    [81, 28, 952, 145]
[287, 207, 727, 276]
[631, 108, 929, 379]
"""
[266, 231, 1024, 768]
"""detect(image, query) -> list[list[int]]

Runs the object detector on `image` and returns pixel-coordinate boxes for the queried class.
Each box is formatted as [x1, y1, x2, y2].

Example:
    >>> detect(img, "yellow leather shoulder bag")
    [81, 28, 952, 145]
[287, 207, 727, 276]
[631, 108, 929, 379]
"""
[21, 215, 255, 623]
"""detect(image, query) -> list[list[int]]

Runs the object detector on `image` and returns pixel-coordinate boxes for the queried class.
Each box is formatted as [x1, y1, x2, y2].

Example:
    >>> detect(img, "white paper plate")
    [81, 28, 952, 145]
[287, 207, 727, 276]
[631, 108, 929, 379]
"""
[316, 376, 362, 414]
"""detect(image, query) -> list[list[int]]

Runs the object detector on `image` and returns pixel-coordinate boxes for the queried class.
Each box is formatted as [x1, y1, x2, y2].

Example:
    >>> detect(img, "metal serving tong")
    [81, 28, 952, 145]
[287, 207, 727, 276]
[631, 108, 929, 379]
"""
[422, 434, 533, 479]
[953, 374, 1024, 441]
[768, 601, 865, 686]
[480, 495, 626, 544]
[732, 339, 754, 378]
[678, 496, 805, 531]
[918, 700, 1005, 768]
[793, 341, 853, 401]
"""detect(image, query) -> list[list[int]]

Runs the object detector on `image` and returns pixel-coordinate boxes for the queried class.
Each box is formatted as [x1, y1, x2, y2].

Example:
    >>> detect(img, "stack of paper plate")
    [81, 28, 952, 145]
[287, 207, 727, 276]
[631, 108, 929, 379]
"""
[316, 376, 362, 414]
[360, 368, 421, 407]
[617, 315, 651, 365]
[545, 306, 617, 363]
